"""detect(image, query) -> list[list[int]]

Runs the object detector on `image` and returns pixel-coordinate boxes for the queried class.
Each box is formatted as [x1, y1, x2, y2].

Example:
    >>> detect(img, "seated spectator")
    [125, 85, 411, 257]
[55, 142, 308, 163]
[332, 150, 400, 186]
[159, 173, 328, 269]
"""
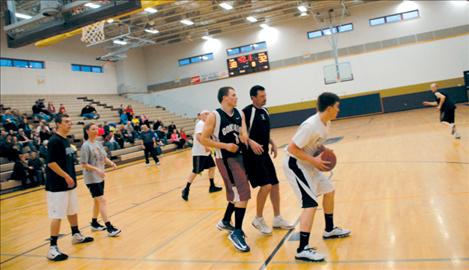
[156, 126, 168, 145]
[37, 121, 52, 142]
[39, 140, 48, 159]
[152, 119, 162, 131]
[11, 151, 37, 188]
[0, 134, 19, 160]
[123, 121, 136, 144]
[114, 128, 125, 149]
[3, 118, 18, 132]
[170, 129, 185, 149]
[119, 112, 128, 124]
[18, 116, 32, 137]
[1, 110, 17, 125]
[28, 151, 45, 185]
[103, 121, 110, 136]
[97, 124, 105, 136]
[104, 131, 120, 151]
[131, 117, 140, 132]
[17, 128, 35, 152]
[117, 104, 124, 116]
[124, 105, 134, 121]
[140, 114, 150, 127]
[47, 102, 56, 115]
[32, 100, 51, 122]
[180, 128, 189, 147]
[168, 122, 177, 134]
[58, 103, 66, 114]
[80, 104, 100, 119]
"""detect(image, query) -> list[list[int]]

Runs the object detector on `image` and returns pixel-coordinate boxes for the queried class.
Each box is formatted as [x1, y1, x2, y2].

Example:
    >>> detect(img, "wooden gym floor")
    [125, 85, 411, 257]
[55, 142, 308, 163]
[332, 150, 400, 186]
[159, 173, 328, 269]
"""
[1, 106, 468, 270]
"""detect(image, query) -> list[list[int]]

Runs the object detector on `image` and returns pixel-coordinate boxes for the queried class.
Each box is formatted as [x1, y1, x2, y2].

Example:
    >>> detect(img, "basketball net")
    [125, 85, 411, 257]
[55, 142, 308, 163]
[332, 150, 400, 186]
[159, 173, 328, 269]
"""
[81, 21, 105, 44]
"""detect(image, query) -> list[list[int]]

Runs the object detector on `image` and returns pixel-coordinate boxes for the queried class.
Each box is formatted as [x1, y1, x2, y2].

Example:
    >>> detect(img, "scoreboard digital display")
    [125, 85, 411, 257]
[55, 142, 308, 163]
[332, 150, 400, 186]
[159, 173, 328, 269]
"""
[227, 51, 270, 77]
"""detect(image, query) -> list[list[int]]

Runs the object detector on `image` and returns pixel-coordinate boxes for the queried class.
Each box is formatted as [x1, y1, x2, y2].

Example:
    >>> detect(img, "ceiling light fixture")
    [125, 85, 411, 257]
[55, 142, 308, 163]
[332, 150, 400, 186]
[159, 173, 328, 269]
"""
[246, 16, 257, 23]
[144, 7, 158, 13]
[297, 5, 307, 12]
[84, 2, 101, 9]
[15, 13, 32, 19]
[113, 39, 127, 45]
[219, 3, 233, 10]
[145, 28, 159, 34]
[180, 19, 194, 26]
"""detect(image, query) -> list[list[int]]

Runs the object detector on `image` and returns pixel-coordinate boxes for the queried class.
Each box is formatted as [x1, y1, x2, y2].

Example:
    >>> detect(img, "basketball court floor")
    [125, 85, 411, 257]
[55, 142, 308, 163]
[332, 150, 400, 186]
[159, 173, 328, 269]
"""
[1, 106, 468, 270]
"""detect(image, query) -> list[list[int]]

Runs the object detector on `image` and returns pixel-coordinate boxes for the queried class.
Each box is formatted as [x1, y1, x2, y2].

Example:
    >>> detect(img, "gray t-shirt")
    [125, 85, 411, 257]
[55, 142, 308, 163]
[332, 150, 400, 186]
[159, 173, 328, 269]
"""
[80, 140, 107, 184]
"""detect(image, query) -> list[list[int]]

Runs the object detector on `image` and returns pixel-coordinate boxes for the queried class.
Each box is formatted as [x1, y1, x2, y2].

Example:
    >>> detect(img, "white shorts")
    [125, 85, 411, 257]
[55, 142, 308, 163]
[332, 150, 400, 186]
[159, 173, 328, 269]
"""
[283, 156, 334, 208]
[47, 189, 79, 219]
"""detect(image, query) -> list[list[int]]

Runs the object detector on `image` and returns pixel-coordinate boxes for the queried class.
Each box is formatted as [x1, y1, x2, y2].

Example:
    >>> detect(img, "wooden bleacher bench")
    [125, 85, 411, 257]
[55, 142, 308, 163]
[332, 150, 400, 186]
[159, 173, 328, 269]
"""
[0, 171, 13, 182]
[0, 162, 15, 172]
[0, 180, 22, 191]
[110, 145, 144, 157]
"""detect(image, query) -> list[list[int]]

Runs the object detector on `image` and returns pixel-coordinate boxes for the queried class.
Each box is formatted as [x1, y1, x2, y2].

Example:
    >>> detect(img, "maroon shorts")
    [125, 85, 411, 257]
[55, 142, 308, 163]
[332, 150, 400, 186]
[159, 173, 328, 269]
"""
[215, 156, 251, 202]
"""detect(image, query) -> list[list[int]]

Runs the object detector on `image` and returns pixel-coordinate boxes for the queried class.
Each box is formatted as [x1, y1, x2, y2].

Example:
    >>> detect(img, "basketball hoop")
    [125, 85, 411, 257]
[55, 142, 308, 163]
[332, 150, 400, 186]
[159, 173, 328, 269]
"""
[81, 21, 105, 45]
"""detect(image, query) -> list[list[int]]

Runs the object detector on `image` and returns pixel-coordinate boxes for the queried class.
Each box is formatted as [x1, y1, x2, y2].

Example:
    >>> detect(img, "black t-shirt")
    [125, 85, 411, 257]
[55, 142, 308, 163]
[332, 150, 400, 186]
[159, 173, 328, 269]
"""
[45, 133, 77, 192]
[434, 91, 455, 111]
[243, 105, 270, 153]
[141, 130, 157, 144]
[214, 108, 243, 158]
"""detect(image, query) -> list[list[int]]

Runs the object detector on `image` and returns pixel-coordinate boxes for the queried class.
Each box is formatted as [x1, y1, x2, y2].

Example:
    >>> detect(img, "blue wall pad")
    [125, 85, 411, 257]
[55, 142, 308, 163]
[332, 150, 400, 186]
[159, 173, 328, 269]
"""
[337, 93, 382, 118]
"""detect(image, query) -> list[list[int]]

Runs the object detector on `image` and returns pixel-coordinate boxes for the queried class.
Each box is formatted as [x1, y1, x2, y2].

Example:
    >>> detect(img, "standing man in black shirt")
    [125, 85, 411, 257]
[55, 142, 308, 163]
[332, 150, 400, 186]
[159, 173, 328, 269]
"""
[243, 85, 294, 235]
[423, 83, 461, 139]
[46, 114, 93, 261]
[141, 124, 160, 166]
[200, 86, 251, 252]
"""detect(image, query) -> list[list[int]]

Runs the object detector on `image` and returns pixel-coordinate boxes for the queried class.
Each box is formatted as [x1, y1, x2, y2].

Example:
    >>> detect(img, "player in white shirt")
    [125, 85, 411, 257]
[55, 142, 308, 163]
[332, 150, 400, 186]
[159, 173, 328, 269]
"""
[181, 110, 222, 201]
[283, 92, 351, 262]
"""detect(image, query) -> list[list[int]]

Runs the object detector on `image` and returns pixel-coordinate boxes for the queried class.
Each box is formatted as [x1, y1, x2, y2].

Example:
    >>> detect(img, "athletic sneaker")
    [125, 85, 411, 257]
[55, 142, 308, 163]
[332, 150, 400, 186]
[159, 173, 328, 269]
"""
[156, 161, 161, 165]
[228, 229, 250, 252]
[252, 217, 272, 234]
[47, 245, 68, 261]
[181, 188, 189, 201]
[295, 245, 325, 262]
[90, 222, 106, 231]
[454, 132, 461, 139]
[107, 226, 121, 237]
[145, 163, 151, 167]
[71, 233, 94, 244]
[322, 227, 351, 239]
[208, 185, 222, 193]
[273, 216, 295, 230]
[216, 220, 235, 232]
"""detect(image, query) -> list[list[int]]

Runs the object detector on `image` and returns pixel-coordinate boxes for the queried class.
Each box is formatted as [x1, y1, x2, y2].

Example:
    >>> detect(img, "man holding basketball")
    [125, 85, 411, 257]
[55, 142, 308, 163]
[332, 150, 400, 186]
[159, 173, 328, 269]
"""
[283, 92, 350, 262]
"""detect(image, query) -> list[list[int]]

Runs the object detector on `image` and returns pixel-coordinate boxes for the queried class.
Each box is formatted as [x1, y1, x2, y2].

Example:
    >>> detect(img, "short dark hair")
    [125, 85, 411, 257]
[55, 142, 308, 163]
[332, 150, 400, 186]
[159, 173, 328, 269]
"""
[217, 86, 233, 103]
[55, 113, 70, 124]
[83, 122, 95, 140]
[250, 85, 265, 97]
[317, 92, 340, 112]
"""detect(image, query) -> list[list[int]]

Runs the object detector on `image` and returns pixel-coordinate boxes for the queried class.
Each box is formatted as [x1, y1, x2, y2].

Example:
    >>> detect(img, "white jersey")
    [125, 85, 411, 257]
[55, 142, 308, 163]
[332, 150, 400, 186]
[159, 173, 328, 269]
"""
[192, 120, 210, 156]
[286, 113, 330, 170]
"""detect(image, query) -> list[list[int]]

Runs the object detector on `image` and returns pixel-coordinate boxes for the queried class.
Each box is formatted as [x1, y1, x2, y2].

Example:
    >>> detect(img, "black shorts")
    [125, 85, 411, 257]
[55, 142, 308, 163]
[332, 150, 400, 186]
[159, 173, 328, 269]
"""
[244, 151, 279, 188]
[86, 182, 105, 198]
[440, 108, 455, 124]
[192, 155, 216, 174]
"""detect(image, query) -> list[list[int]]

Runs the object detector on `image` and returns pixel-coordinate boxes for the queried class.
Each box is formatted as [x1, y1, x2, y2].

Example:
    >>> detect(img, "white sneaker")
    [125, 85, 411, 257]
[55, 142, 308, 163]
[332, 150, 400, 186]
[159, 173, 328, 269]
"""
[47, 245, 68, 261]
[454, 132, 461, 139]
[323, 227, 351, 239]
[145, 163, 151, 167]
[272, 216, 295, 230]
[295, 245, 325, 262]
[71, 233, 94, 244]
[251, 217, 272, 234]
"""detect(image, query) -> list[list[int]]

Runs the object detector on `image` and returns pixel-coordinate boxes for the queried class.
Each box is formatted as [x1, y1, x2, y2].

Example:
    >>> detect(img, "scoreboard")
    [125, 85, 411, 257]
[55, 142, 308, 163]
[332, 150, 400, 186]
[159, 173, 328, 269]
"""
[227, 51, 270, 77]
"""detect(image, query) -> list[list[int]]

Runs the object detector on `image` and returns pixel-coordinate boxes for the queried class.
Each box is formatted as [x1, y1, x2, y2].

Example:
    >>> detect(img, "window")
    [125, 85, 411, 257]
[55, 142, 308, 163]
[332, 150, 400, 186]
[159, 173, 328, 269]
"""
[370, 17, 385, 26]
[386, 14, 402, 23]
[402, 10, 419, 20]
[338, 23, 353, 33]
[307, 30, 323, 39]
[0, 57, 45, 69]
[307, 23, 353, 40]
[178, 53, 214, 67]
[226, 41, 267, 56]
[370, 10, 419, 26]
[71, 64, 103, 73]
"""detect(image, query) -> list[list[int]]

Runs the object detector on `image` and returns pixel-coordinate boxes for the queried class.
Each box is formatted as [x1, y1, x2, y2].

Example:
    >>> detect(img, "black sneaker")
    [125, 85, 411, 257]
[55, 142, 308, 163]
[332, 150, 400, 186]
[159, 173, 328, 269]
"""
[209, 185, 223, 193]
[216, 220, 235, 232]
[107, 226, 121, 237]
[90, 222, 106, 231]
[181, 188, 189, 201]
[47, 245, 68, 261]
[228, 229, 250, 252]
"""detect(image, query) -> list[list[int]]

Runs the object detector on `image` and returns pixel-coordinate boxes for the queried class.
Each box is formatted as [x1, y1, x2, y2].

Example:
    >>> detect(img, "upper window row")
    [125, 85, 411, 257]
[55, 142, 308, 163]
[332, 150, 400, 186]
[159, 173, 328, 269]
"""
[369, 10, 420, 26]
[71, 64, 103, 73]
[226, 41, 267, 56]
[307, 23, 353, 39]
[178, 53, 214, 66]
[0, 57, 45, 69]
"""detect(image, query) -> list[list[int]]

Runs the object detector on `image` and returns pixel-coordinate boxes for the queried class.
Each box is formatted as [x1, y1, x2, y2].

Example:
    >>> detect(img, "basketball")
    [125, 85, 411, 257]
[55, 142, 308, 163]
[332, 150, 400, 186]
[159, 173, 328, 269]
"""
[320, 148, 337, 171]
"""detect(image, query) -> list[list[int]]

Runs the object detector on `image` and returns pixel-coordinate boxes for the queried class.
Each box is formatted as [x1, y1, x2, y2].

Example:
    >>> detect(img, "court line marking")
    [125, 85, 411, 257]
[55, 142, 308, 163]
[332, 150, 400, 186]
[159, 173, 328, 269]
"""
[1, 252, 467, 266]
[258, 218, 300, 270]
[0, 186, 182, 265]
